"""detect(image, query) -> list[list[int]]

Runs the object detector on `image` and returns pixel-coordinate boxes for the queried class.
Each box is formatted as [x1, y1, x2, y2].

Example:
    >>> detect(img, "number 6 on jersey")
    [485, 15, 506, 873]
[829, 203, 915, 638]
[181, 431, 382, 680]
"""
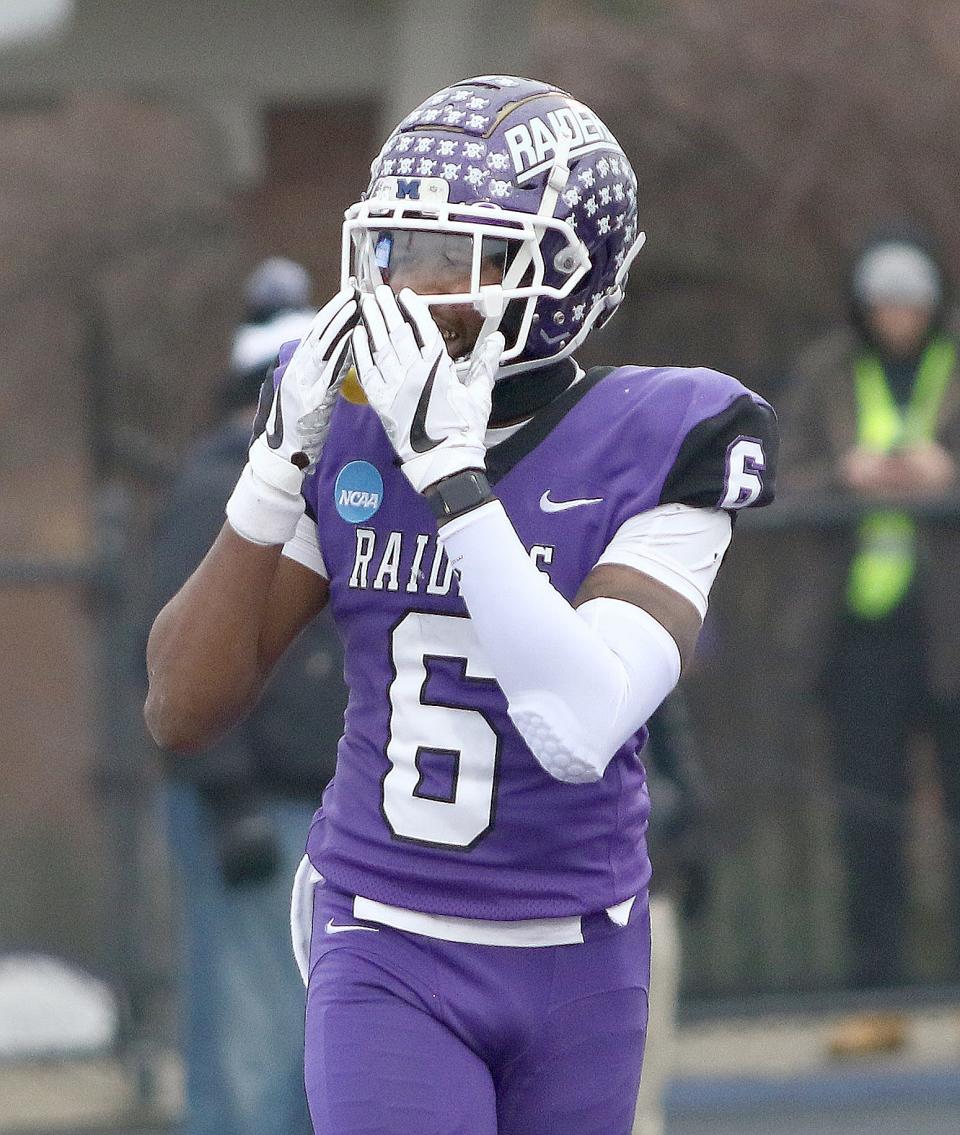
[382, 611, 501, 849]
[720, 435, 766, 509]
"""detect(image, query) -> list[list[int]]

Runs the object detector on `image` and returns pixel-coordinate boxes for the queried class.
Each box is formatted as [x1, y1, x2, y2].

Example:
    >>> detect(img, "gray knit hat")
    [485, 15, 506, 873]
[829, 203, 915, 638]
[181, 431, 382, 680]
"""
[852, 241, 941, 308]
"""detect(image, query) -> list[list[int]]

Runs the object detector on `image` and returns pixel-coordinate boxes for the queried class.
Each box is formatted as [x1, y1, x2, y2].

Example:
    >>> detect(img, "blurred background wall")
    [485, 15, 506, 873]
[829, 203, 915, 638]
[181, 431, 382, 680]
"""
[2, 0, 959, 1049]
[0, 0, 531, 984]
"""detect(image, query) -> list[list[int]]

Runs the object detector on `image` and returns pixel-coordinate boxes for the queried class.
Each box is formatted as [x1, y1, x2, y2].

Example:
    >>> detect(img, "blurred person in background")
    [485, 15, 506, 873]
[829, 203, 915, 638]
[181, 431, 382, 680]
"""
[150, 257, 346, 1135]
[780, 228, 960, 1054]
[632, 692, 712, 1135]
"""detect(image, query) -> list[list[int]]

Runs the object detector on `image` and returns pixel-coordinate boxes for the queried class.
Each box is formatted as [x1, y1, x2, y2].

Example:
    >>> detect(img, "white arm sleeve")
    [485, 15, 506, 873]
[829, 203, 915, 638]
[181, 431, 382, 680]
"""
[438, 501, 686, 783]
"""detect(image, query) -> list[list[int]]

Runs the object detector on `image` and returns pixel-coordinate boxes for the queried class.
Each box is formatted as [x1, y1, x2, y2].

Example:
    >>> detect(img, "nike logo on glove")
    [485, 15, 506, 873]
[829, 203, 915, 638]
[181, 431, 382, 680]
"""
[324, 918, 379, 935]
[539, 490, 604, 513]
[409, 353, 445, 453]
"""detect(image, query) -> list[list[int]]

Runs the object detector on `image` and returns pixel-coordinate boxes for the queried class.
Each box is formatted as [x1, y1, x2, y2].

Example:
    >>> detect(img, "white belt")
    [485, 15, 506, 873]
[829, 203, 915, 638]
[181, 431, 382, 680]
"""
[354, 893, 637, 948]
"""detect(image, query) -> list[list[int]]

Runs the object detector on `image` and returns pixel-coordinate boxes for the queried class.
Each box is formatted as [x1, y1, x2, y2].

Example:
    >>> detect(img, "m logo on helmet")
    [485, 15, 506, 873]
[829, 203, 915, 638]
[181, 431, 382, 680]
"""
[396, 178, 421, 200]
[370, 177, 450, 206]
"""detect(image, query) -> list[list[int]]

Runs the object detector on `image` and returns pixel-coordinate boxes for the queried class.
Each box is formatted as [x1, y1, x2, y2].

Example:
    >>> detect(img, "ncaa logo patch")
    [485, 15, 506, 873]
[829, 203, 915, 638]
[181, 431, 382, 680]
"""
[335, 461, 383, 524]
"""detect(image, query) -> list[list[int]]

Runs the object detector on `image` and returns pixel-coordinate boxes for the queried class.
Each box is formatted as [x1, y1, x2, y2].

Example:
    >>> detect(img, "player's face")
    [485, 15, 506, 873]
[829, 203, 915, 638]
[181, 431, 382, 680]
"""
[375, 231, 507, 359]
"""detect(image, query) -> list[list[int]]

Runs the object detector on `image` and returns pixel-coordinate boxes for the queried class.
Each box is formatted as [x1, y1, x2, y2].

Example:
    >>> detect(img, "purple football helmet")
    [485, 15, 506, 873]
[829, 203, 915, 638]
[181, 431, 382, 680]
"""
[341, 75, 645, 377]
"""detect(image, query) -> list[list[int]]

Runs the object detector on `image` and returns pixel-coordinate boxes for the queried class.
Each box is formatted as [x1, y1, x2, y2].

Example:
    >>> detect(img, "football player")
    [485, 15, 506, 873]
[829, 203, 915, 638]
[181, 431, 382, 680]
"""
[146, 76, 778, 1135]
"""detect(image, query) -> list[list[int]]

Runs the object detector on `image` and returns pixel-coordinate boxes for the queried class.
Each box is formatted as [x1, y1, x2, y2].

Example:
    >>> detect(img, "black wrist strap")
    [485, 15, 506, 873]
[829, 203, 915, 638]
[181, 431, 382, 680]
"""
[424, 469, 495, 523]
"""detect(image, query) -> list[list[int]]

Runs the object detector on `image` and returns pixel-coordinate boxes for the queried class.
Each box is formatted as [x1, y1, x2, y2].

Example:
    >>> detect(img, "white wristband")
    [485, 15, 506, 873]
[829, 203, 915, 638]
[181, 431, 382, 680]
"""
[225, 460, 305, 547]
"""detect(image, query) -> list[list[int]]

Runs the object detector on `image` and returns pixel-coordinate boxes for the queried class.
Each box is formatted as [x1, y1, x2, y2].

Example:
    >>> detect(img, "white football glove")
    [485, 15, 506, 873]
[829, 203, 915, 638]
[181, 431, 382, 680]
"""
[226, 287, 357, 545]
[351, 285, 504, 494]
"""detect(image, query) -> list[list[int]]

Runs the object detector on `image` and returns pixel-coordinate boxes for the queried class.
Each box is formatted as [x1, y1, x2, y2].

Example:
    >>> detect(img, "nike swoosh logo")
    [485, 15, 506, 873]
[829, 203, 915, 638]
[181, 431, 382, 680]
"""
[324, 918, 379, 935]
[409, 353, 445, 454]
[265, 382, 284, 450]
[539, 490, 604, 513]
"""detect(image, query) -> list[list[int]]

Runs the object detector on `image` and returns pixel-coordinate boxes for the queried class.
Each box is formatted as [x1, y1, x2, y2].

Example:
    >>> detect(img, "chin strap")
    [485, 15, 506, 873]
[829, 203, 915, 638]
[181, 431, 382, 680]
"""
[598, 231, 647, 327]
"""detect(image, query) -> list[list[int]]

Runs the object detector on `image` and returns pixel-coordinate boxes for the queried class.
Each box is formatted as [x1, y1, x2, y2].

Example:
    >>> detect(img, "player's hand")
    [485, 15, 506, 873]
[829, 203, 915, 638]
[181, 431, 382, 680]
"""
[249, 287, 358, 473]
[351, 285, 503, 493]
[227, 287, 357, 545]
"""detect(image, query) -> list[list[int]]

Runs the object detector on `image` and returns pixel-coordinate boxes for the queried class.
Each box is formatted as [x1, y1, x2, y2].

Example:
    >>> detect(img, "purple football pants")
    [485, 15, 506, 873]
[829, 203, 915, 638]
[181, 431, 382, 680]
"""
[304, 882, 650, 1134]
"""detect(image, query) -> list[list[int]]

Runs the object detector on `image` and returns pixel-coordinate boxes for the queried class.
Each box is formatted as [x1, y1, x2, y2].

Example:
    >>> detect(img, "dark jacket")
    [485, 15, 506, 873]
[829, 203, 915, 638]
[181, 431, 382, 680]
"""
[644, 692, 713, 915]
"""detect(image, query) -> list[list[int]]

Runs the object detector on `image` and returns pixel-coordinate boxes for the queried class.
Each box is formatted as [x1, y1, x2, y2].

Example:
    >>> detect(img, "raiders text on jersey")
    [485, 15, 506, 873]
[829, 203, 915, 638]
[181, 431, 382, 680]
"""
[348, 527, 556, 595]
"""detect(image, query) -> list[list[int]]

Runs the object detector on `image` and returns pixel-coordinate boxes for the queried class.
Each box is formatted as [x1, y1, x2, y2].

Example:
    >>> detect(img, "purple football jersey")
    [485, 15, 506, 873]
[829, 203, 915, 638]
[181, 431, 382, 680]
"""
[294, 361, 777, 921]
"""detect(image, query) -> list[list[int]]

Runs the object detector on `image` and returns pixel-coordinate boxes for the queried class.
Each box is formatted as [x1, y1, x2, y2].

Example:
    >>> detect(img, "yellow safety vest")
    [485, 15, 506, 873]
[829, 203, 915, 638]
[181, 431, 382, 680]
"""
[846, 338, 955, 619]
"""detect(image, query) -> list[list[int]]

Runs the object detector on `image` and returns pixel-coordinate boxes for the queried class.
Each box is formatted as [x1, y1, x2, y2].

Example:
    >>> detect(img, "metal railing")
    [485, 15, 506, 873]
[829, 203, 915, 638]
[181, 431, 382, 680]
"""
[0, 481, 170, 1112]
[681, 491, 960, 1008]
